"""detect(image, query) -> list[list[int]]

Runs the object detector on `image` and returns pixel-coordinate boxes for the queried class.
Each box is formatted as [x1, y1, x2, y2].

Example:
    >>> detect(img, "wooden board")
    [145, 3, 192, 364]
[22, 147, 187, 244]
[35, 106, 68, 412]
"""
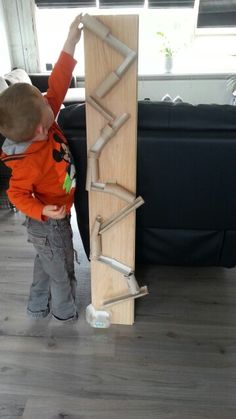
[84, 15, 139, 325]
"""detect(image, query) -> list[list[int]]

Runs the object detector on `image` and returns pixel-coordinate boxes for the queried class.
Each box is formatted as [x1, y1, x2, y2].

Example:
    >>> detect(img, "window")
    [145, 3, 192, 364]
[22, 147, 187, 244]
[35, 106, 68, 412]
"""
[35, 6, 195, 75]
[35, 3, 236, 75]
[195, 0, 236, 34]
[36, 7, 86, 75]
[198, 0, 236, 29]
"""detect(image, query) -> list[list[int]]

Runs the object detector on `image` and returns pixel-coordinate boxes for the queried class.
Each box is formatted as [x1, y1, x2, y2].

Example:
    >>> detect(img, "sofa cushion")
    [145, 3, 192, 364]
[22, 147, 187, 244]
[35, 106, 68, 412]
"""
[136, 228, 224, 266]
[59, 103, 85, 129]
[137, 129, 236, 231]
[4, 68, 32, 85]
[138, 101, 236, 131]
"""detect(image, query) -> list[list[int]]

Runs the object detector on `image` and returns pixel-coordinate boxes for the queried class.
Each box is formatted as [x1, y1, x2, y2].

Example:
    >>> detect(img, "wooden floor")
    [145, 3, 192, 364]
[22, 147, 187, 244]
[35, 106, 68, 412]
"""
[0, 209, 236, 418]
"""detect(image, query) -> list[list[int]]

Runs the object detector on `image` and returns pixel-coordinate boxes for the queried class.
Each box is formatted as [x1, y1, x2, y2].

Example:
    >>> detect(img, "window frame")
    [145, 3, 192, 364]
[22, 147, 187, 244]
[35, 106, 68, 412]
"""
[194, 0, 236, 35]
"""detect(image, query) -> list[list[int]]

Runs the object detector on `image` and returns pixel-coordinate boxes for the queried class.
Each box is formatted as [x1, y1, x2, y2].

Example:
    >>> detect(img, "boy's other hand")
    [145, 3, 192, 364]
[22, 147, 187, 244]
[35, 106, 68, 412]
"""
[42, 205, 66, 219]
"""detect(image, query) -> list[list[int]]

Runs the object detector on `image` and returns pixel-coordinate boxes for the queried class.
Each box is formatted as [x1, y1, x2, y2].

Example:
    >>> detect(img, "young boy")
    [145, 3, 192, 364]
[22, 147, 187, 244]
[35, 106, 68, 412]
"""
[0, 15, 83, 322]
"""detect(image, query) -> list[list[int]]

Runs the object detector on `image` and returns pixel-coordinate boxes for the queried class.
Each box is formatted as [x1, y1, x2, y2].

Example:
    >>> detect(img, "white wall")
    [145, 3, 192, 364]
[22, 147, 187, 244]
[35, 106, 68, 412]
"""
[77, 77, 233, 105]
[138, 77, 233, 105]
[0, 0, 11, 74]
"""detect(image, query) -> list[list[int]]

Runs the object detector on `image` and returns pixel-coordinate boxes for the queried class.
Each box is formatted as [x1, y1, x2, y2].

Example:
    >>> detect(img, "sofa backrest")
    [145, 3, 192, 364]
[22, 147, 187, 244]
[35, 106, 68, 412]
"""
[58, 101, 236, 266]
[138, 101, 236, 131]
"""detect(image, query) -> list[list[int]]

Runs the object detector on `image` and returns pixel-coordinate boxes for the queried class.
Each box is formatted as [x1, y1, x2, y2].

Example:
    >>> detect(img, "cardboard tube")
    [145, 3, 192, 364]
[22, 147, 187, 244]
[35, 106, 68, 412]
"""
[86, 96, 115, 122]
[95, 72, 120, 98]
[91, 182, 135, 203]
[111, 113, 129, 130]
[99, 196, 145, 234]
[90, 216, 102, 259]
[104, 183, 135, 203]
[125, 273, 140, 294]
[86, 153, 99, 190]
[82, 14, 110, 39]
[91, 113, 129, 154]
[102, 286, 149, 308]
[116, 51, 137, 77]
[98, 255, 132, 275]
[106, 34, 134, 57]
[91, 125, 114, 154]
[90, 155, 99, 182]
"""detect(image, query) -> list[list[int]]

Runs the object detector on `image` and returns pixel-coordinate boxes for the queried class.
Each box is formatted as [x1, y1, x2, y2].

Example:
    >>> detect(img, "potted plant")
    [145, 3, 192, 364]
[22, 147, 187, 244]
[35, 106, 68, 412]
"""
[156, 31, 173, 73]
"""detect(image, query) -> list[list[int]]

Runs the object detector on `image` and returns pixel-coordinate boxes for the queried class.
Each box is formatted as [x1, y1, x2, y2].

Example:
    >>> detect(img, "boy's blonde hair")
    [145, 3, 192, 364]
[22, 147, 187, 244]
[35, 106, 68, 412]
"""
[0, 83, 43, 142]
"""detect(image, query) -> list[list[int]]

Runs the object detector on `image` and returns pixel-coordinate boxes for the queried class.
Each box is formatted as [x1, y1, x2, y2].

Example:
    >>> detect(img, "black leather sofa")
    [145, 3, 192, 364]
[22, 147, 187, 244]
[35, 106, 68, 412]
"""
[59, 100, 236, 267]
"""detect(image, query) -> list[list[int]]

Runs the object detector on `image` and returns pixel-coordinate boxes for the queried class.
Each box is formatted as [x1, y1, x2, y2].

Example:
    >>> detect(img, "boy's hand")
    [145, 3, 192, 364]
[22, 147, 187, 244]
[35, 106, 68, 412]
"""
[63, 14, 83, 56]
[68, 14, 83, 44]
[42, 205, 66, 219]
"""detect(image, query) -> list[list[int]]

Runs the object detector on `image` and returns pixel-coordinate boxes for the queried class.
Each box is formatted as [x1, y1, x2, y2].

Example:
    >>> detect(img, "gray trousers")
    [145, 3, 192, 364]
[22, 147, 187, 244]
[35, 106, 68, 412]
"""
[24, 215, 77, 320]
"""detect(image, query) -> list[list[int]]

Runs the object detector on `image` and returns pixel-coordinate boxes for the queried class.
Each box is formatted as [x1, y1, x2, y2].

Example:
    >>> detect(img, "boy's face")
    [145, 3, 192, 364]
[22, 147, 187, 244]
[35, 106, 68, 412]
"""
[32, 89, 54, 137]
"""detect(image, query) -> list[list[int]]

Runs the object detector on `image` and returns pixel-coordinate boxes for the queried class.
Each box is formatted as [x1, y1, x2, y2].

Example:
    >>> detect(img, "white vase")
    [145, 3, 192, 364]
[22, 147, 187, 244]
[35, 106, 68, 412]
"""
[165, 55, 173, 73]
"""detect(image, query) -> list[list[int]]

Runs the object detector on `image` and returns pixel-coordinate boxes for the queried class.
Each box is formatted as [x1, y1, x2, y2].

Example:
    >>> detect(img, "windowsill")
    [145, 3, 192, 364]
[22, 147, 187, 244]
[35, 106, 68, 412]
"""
[138, 72, 234, 80]
[76, 71, 234, 83]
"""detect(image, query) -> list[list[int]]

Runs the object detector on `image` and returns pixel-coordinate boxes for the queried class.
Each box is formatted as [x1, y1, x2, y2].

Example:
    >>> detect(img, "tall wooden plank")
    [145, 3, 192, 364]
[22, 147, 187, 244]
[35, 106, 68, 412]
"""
[84, 15, 139, 325]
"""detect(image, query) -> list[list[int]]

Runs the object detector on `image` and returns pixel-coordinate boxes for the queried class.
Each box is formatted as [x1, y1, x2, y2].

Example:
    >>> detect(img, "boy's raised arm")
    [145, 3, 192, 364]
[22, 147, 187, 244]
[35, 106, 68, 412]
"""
[63, 14, 83, 58]
[46, 14, 83, 117]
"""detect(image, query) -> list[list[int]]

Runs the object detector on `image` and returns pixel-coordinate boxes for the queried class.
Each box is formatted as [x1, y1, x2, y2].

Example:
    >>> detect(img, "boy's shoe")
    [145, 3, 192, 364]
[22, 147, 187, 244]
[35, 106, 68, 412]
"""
[52, 311, 79, 323]
[27, 305, 50, 319]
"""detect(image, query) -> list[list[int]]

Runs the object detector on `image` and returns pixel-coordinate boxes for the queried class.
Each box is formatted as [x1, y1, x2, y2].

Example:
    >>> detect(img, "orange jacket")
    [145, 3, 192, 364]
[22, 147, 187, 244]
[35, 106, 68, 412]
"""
[0, 51, 77, 221]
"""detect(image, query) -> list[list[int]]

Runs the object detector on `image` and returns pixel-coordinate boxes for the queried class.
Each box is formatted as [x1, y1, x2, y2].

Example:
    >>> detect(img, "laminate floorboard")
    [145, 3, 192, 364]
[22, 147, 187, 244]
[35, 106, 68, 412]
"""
[0, 209, 236, 418]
